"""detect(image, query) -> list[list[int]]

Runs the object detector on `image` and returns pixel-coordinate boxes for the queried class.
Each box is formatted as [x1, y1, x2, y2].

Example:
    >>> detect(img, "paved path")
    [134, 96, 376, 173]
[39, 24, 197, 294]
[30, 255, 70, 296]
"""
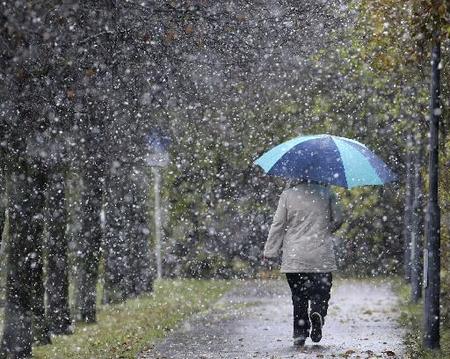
[140, 279, 406, 358]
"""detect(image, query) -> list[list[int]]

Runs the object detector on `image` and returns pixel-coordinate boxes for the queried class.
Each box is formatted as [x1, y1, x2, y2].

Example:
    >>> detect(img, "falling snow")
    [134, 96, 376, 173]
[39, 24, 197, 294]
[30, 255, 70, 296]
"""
[0, 0, 449, 358]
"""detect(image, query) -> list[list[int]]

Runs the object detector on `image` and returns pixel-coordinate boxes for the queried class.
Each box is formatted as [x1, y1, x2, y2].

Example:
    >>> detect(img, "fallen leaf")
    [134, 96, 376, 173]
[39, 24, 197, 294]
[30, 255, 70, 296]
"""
[164, 30, 177, 44]
[85, 68, 96, 77]
[67, 89, 76, 99]
[341, 349, 356, 357]
[384, 350, 396, 357]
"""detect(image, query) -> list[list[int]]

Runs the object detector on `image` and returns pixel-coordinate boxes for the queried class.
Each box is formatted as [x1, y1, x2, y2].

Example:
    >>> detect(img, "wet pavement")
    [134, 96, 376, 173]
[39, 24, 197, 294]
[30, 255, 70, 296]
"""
[139, 278, 406, 358]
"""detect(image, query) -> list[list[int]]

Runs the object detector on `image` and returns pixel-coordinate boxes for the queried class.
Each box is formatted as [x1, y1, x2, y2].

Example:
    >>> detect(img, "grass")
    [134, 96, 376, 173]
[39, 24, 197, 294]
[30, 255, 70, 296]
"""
[394, 278, 450, 359]
[33, 279, 233, 359]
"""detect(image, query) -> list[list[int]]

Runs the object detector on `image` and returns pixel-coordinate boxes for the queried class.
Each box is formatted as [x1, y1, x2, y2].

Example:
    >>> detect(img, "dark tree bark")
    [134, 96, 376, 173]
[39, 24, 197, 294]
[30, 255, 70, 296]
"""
[103, 168, 130, 304]
[403, 133, 414, 282]
[0, 166, 6, 246]
[46, 166, 72, 334]
[424, 35, 441, 350]
[410, 141, 423, 303]
[29, 168, 51, 345]
[103, 165, 153, 302]
[128, 210, 153, 295]
[0, 162, 50, 357]
[74, 164, 103, 323]
[128, 168, 153, 296]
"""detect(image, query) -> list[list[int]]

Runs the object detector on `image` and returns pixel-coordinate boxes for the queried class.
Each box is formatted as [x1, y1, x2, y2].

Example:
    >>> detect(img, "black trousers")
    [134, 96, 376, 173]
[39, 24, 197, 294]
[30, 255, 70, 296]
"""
[286, 272, 332, 338]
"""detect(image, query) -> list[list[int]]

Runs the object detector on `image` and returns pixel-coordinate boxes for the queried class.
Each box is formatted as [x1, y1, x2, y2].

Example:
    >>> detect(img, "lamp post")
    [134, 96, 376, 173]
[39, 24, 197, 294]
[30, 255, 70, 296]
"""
[423, 34, 441, 350]
[146, 132, 170, 280]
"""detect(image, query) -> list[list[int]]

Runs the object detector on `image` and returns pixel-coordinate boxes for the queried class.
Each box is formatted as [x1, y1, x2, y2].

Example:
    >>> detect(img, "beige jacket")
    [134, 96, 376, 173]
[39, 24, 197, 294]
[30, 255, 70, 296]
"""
[263, 183, 343, 273]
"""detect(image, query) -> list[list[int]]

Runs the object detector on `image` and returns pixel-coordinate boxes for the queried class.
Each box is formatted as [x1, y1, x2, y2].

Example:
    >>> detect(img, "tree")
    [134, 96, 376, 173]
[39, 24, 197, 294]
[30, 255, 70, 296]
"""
[410, 134, 424, 303]
[46, 165, 72, 334]
[423, 27, 441, 350]
[74, 159, 104, 323]
[403, 133, 415, 281]
[0, 1, 56, 354]
[0, 161, 49, 357]
[0, 166, 6, 245]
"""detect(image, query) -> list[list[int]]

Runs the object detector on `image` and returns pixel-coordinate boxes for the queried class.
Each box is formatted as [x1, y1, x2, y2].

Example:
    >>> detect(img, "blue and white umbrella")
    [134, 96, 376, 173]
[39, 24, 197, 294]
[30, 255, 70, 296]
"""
[254, 134, 397, 189]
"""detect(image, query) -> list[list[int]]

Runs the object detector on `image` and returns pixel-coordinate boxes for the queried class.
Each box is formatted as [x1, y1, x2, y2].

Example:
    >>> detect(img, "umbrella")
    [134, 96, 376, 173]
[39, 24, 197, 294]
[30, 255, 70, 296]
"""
[254, 134, 397, 188]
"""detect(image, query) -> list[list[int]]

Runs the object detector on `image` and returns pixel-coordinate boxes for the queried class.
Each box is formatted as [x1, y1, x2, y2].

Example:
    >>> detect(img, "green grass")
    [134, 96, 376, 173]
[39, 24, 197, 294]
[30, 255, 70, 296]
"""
[394, 278, 450, 359]
[33, 279, 233, 359]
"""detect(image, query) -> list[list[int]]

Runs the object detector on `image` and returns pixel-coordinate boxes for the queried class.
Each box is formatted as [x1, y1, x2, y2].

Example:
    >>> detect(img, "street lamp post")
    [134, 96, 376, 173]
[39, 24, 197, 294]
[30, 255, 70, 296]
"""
[423, 35, 441, 350]
[145, 132, 170, 281]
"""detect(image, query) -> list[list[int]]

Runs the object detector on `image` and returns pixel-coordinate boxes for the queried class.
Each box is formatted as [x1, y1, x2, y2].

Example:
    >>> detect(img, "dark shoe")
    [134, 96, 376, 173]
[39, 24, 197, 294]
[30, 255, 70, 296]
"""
[293, 336, 306, 347]
[310, 312, 323, 343]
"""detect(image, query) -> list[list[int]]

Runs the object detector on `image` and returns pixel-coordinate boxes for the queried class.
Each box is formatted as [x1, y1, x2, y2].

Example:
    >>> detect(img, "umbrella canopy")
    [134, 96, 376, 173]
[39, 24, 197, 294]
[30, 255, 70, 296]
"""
[254, 134, 397, 189]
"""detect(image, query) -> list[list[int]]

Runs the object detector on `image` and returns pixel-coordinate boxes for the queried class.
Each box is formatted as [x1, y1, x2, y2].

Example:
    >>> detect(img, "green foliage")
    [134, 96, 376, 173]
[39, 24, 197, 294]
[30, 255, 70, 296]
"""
[150, 1, 448, 285]
[160, 104, 306, 278]
[336, 187, 404, 276]
[33, 279, 233, 359]
[354, 0, 450, 329]
[158, 0, 421, 279]
[295, 1, 420, 276]
[395, 278, 450, 358]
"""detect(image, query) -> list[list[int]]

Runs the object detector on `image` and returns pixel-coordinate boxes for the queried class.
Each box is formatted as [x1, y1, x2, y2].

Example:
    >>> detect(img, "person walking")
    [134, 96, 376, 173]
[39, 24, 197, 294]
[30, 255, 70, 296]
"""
[263, 180, 343, 347]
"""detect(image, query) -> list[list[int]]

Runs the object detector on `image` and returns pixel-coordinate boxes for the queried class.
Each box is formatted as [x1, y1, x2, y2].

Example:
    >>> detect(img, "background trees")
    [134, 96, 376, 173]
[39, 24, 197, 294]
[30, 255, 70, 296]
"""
[1, 0, 449, 356]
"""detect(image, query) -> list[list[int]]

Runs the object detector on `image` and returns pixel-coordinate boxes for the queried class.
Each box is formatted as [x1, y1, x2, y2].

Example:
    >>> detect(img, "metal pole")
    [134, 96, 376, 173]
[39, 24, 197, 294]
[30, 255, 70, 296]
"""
[153, 167, 162, 280]
[424, 36, 441, 349]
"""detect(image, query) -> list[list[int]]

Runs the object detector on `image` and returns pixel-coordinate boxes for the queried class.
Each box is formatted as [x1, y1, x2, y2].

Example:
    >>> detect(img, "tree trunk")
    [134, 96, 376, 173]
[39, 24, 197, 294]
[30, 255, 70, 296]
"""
[424, 35, 441, 350]
[0, 162, 50, 357]
[128, 168, 153, 296]
[74, 165, 103, 323]
[46, 166, 72, 334]
[103, 165, 154, 302]
[0, 165, 6, 245]
[410, 138, 423, 303]
[103, 168, 130, 304]
[403, 133, 414, 282]
[152, 167, 162, 280]
[29, 167, 51, 345]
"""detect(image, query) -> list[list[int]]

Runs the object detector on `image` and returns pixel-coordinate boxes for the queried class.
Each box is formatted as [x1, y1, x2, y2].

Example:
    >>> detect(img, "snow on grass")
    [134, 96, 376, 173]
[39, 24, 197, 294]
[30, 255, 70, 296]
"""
[33, 279, 233, 359]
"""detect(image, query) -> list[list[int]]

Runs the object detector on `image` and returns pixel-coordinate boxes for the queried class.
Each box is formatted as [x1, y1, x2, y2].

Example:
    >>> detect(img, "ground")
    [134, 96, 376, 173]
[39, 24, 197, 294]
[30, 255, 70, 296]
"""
[139, 278, 405, 359]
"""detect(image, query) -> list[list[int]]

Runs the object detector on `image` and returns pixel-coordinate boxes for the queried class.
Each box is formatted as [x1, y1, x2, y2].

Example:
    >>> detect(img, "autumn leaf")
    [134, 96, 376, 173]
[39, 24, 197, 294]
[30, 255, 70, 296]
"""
[164, 30, 178, 44]
[341, 349, 356, 357]
[142, 33, 151, 43]
[67, 89, 76, 99]
[185, 24, 194, 34]
[384, 350, 396, 357]
[85, 68, 96, 77]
